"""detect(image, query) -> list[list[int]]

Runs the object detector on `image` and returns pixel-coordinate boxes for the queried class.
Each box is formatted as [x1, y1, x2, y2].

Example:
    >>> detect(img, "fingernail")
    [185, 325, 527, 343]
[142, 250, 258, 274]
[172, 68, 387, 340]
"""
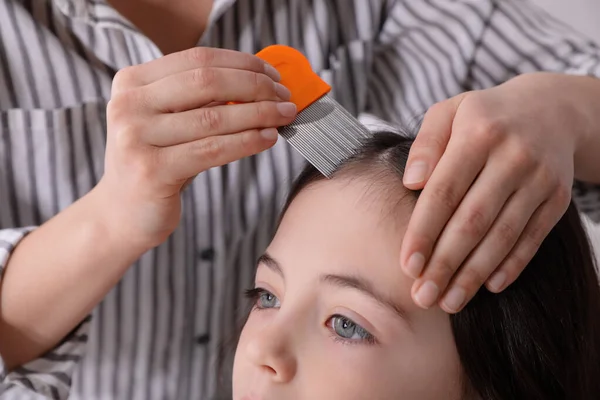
[264, 63, 281, 81]
[277, 102, 297, 118]
[274, 83, 291, 101]
[487, 271, 507, 292]
[404, 253, 425, 278]
[260, 128, 278, 140]
[404, 161, 428, 185]
[443, 287, 466, 312]
[414, 281, 439, 309]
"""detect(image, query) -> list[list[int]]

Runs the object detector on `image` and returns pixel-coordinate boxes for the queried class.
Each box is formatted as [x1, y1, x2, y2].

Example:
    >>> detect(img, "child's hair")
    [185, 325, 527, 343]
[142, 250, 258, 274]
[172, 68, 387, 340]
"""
[281, 130, 600, 399]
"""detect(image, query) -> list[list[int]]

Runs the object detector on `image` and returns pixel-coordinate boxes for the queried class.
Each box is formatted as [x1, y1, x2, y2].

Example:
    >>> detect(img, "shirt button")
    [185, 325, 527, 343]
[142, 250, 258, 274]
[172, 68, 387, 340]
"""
[195, 333, 210, 345]
[199, 248, 215, 261]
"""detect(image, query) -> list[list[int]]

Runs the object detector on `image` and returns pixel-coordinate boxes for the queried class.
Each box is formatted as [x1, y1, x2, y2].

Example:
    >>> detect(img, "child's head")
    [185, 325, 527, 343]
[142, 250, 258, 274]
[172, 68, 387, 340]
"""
[232, 131, 600, 400]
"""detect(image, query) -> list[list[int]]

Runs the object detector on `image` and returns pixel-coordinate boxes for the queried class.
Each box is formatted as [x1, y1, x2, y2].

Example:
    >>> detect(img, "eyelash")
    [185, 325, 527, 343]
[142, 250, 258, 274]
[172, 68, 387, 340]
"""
[327, 314, 377, 346]
[244, 287, 378, 346]
[244, 287, 276, 311]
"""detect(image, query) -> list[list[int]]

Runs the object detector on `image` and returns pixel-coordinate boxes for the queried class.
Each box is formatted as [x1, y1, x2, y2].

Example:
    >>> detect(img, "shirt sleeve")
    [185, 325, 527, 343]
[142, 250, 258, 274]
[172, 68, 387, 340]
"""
[370, 0, 600, 222]
[0, 228, 91, 400]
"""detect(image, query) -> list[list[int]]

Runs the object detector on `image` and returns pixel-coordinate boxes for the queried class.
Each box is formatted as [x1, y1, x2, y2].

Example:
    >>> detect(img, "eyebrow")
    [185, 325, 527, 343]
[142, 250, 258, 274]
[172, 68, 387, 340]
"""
[321, 274, 409, 321]
[257, 253, 284, 277]
[257, 253, 408, 321]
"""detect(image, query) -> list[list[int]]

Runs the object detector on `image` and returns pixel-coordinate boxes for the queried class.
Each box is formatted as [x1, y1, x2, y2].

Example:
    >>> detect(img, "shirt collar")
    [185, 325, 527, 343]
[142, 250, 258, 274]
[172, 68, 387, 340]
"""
[53, 0, 92, 19]
[208, 0, 237, 23]
[53, 0, 238, 24]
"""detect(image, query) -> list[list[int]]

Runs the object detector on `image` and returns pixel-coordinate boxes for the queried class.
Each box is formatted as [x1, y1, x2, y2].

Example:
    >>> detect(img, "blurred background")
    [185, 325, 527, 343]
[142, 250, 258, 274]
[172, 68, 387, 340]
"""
[533, 0, 600, 259]
[534, 0, 600, 39]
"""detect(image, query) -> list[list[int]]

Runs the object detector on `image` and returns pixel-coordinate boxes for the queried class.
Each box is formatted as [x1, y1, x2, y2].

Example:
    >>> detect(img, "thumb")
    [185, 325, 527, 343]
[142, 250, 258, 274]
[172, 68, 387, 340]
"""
[404, 94, 466, 189]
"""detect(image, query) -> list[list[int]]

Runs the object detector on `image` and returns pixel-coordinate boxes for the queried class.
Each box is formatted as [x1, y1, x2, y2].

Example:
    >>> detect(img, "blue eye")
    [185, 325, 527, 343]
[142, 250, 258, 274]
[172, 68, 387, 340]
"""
[258, 291, 280, 308]
[244, 288, 280, 309]
[328, 315, 375, 344]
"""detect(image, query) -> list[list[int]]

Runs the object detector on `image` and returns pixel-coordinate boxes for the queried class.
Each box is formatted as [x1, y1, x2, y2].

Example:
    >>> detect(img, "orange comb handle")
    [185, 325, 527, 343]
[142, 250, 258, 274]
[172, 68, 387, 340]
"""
[257, 45, 331, 112]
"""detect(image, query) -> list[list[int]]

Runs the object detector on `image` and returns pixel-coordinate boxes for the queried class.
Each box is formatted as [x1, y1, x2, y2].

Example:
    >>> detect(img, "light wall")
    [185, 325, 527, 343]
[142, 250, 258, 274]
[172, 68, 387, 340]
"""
[532, 0, 600, 40]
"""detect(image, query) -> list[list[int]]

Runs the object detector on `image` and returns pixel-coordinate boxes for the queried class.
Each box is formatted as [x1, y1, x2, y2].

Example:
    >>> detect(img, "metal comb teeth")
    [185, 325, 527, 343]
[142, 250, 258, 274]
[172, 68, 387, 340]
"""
[277, 94, 373, 177]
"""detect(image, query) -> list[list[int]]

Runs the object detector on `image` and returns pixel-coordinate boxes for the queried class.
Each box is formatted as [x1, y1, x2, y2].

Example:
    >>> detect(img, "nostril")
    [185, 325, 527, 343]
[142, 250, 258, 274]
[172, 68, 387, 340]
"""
[262, 365, 277, 375]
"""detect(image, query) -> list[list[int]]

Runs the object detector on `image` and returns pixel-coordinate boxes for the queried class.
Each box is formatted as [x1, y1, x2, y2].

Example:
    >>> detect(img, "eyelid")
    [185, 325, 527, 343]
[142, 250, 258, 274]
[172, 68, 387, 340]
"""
[327, 307, 380, 339]
[253, 280, 283, 302]
[255, 265, 284, 287]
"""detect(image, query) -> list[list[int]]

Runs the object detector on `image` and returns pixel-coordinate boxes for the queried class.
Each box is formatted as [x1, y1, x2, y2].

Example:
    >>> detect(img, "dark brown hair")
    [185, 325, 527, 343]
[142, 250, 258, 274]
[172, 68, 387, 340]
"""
[281, 130, 600, 399]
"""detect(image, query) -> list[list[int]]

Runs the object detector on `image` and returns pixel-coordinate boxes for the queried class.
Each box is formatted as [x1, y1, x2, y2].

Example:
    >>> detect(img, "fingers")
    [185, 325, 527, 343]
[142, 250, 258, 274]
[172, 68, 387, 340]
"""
[149, 101, 297, 146]
[145, 67, 291, 112]
[400, 133, 488, 283]
[112, 47, 279, 92]
[486, 188, 570, 293]
[157, 128, 279, 181]
[411, 158, 525, 310]
[434, 187, 544, 313]
[403, 94, 467, 189]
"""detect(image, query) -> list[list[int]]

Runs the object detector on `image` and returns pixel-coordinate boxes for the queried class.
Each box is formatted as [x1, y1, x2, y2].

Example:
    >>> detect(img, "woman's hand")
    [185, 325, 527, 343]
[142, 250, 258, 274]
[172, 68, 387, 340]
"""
[400, 72, 599, 313]
[97, 47, 296, 250]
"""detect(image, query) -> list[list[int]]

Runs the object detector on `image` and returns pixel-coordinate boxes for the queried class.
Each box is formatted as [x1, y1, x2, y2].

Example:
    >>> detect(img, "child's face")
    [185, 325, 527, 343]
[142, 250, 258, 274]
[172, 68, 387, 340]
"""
[232, 177, 463, 400]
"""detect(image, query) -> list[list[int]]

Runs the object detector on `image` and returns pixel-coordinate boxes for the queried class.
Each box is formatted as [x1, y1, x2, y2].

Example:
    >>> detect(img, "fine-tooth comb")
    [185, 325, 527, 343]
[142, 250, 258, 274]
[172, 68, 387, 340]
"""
[256, 45, 372, 177]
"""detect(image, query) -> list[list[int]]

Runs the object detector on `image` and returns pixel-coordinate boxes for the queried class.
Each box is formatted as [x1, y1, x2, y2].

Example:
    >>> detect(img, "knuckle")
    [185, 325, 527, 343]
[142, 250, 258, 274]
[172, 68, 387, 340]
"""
[427, 100, 447, 116]
[113, 122, 141, 149]
[253, 101, 269, 121]
[495, 220, 519, 248]
[459, 207, 490, 238]
[431, 257, 457, 281]
[196, 108, 222, 132]
[430, 183, 461, 211]
[112, 66, 138, 90]
[415, 131, 446, 153]
[535, 164, 559, 190]
[460, 267, 488, 291]
[554, 182, 572, 209]
[108, 94, 150, 146]
[109, 88, 149, 116]
[240, 130, 259, 150]
[187, 47, 215, 66]
[470, 117, 505, 145]
[508, 143, 537, 171]
[106, 98, 123, 121]
[251, 71, 262, 93]
[108, 92, 131, 116]
[524, 223, 547, 250]
[504, 252, 530, 275]
[197, 137, 224, 160]
[190, 67, 216, 88]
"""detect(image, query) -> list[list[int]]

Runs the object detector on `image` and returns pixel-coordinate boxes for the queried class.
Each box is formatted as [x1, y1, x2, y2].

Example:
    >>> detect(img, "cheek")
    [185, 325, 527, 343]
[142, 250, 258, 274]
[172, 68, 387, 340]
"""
[381, 323, 463, 399]
[301, 343, 407, 400]
[232, 315, 258, 395]
[320, 342, 461, 400]
[312, 319, 461, 400]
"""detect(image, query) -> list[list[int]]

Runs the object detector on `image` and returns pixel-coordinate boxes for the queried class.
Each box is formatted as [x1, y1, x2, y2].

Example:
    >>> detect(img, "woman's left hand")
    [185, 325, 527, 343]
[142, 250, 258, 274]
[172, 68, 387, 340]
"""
[400, 72, 599, 313]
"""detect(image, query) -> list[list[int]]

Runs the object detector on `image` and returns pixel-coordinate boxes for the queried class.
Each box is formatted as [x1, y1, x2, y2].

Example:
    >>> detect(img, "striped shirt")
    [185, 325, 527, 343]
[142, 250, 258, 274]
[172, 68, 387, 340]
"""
[1, 0, 600, 399]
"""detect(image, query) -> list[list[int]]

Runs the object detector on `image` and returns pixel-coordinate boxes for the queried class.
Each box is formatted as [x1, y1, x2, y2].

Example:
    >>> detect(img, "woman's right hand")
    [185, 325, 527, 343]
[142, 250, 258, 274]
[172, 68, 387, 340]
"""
[95, 47, 296, 250]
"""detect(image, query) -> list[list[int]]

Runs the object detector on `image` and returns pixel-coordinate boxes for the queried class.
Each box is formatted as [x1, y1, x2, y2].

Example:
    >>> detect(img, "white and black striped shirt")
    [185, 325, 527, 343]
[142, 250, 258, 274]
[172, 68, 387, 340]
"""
[1, 0, 599, 399]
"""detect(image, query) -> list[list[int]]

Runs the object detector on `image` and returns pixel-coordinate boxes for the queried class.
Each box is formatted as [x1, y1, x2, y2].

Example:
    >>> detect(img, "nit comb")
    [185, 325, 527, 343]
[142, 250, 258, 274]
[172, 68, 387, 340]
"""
[256, 45, 372, 177]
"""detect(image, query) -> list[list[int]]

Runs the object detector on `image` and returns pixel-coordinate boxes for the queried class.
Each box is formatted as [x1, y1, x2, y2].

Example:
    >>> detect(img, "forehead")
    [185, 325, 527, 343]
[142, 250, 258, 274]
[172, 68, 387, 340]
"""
[270, 176, 416, 297]
[278, 175, 414, 243]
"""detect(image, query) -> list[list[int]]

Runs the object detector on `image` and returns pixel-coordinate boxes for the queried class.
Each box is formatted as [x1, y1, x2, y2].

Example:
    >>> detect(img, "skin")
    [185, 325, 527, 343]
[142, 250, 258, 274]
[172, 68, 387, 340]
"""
[401, 72, 600, 314]
[107, 0, 213, 54]
[233, 177, 463, 400]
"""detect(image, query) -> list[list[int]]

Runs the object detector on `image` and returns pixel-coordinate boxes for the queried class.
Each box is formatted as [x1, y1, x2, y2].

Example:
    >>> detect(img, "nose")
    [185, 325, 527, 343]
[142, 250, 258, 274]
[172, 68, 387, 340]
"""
[244, 326, 297, 383]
